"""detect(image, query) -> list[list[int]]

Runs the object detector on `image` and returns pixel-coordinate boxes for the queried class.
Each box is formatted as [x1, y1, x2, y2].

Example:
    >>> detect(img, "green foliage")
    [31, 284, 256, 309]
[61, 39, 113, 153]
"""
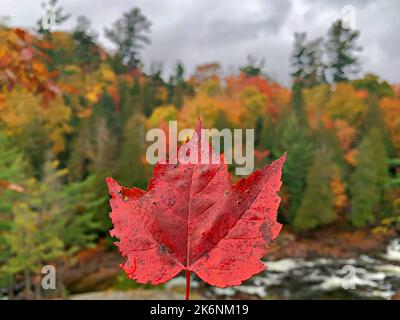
[325, 20, 361, 82]
[36, 0, 71, 35]
[350, 127, 388, 227]
[167, 62, 193, 108]
[1, 158, 99, 287]
[362, 93, 395, 156]
[13, 119, 49, 178]
[0, 134, 26, 286]
[61, 175, 102, 251]
[119, 79, 139, 124]
[115, 114, 150, 189]
[293, 147, 336, 231]
[2, 160, 67, 284]
[112, 270, 157, 290]
[240, 56, 265, 77]
[1, 8, 400, 296]
[104, 7, 151, 69]
[291, 82, 307, 127]
[72, 16, 100, 74]
[275, 114, 314, 223]
[291, 32, 325, 88]
[352, 73, 394, 98]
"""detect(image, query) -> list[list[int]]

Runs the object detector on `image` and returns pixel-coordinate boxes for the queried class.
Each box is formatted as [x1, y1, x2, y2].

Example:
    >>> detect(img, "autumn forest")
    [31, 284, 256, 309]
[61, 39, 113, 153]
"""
[0, 2, 400, 300]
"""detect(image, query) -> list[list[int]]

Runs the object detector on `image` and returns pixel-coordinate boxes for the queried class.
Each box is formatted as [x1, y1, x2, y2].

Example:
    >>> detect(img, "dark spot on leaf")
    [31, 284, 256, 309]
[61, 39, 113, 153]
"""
[159, 245, 167, 253]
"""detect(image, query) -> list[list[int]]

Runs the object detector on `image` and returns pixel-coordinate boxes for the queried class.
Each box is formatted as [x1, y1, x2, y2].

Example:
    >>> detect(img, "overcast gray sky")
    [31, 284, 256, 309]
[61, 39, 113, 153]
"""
[1, 0, 399, 86]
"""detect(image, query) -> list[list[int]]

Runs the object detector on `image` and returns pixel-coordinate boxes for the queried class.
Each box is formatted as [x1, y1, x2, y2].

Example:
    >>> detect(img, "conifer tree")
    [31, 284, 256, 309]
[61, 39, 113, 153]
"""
[3, 158, 100, 294]
[104, 7, 151, 69]
[3, 160, 66, 293]
[36, 0, 70, 35]
[167, 62, 193, 109]
[273, 114, 314, 223]
[0, 134, 26, 289]
[291, 32, 325, 89]
[115, 114, 149, 189]
[325, 20, 362, 82]
[72, 15, 100, 74]
[61, 175, 102, 251]
[291, 82, 307, 127]
[350, 127, 388, 226]
[293, 147, 336, 231]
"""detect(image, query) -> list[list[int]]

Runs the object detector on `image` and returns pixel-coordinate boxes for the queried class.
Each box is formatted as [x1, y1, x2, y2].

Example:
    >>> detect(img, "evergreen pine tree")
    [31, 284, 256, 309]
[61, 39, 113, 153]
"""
[115, 114, 149, 189]
[325, 20, 362, 82]
[275, 114, 314, 223]
[3, 158, 100, 294]
[167, 62, 193, 109]
[293, 147, 336, 231]
[0, 134, 26, 289]
[36, 0, 70, 35]
[350, 127, 388, 226]
[290, 32, 325, 89]
[3, 160, 66, 293]
[72, 15, 100, 74]
[104, 7, 151, 69]
[291, 82, 307, 127]
[61, 174, 102, 251]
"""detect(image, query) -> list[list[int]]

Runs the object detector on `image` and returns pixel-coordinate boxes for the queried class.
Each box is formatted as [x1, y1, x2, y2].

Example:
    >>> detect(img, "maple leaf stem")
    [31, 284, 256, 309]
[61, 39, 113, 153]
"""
[186, 270, 190, 300]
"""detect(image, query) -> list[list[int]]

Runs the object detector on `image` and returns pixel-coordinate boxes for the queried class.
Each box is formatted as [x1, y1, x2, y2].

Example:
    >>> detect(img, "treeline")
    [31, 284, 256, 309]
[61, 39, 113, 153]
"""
[0, 1, 399, 296]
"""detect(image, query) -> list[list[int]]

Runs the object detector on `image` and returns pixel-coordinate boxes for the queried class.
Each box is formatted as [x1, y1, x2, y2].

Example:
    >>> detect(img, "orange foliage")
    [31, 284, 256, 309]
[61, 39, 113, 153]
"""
[334, 119, 357, 151]
[225, 74, 290, 118]
[330, 167, 347, 211]
[345, 149, 358, 167]
[0, 28, 60, 106]
[379, 96, 400, 155]
[325, 83, 367, 127]
[190, 63, 221, 85]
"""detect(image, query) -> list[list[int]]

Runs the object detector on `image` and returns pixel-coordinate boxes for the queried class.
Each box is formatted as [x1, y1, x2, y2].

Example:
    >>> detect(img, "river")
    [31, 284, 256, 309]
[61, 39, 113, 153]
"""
[166, 238, 400, 299]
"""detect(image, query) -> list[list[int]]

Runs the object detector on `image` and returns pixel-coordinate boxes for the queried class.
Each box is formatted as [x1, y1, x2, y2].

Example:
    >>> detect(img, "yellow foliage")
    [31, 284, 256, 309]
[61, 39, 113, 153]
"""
[237, 86, 267, 128]
[0, 87, 72, 153]
[64, 65, 81, 74]
[0, 87, 42, 136]
[148, 105, 178, 128]
[99, 63, 117, 83]
[85, 84, 102, 104]
[198, 78, 221, 96]
[44, 96, 73, 153]
[179, 92, 224, 129]
[325, 83, 367, 127]
[303, 84, 331, 129]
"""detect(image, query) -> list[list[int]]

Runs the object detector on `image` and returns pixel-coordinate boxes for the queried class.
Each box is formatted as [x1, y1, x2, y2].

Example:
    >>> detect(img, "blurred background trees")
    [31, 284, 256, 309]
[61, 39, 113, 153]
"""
[0, 4, 399, 297]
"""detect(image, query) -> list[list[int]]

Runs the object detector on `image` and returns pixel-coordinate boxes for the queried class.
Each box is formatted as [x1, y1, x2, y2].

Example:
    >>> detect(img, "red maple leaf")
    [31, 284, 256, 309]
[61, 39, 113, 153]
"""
[107, 121, 286, 299]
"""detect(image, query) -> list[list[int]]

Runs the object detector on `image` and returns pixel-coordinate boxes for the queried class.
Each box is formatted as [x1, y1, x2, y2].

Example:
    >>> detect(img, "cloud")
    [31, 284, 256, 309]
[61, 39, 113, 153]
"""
[0, 0, 398, 85]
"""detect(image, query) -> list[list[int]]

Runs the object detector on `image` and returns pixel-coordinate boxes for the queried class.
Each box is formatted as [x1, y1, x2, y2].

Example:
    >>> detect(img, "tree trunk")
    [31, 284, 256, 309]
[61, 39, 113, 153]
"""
[35, 282, 41, 299]
[8, 281, 14, 300]
[56, 260, 65, 298]
[24, 269, 31, 292]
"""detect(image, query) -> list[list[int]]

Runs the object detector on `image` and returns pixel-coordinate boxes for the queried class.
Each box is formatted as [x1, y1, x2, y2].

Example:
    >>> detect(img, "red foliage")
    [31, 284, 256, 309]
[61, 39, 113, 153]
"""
[107, 121, 286, 295]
